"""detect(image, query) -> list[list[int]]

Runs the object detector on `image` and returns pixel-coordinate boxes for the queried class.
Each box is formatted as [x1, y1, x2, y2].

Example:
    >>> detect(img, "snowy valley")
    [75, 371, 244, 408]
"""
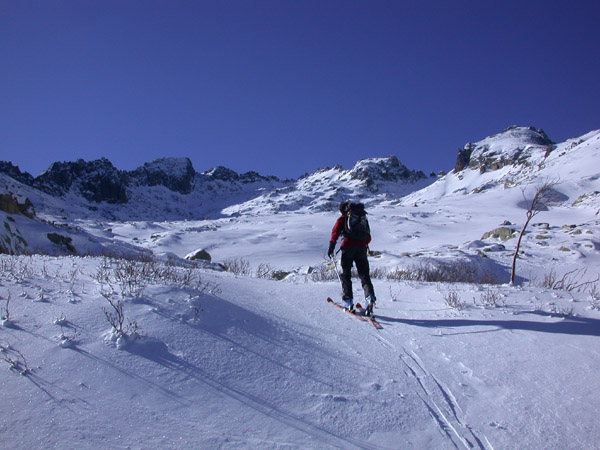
[1, 126, 600, 449]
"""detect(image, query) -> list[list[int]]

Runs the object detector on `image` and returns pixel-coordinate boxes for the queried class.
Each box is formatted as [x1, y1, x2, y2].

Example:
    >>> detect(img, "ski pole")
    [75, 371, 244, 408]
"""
[330, 255, 343, 288]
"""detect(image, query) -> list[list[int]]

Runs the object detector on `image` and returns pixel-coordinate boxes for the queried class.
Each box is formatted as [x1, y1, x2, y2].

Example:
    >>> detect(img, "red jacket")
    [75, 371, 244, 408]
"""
[330, 215, 371, 249]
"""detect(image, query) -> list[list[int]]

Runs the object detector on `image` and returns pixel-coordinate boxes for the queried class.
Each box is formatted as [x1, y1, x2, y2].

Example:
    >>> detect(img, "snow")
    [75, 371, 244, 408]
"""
[2, 254, 599, 449]
[1, 127, 600, 449]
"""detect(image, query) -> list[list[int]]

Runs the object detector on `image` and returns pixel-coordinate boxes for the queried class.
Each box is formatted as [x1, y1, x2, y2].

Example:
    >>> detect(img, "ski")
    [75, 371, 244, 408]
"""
[326, 297, 368, 322]
[355, 303, 383, 329]
[326, 298, 382, 328]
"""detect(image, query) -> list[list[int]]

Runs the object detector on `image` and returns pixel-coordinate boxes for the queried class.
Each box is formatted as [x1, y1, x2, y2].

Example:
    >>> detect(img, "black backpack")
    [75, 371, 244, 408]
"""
[343, 203, 370, 240]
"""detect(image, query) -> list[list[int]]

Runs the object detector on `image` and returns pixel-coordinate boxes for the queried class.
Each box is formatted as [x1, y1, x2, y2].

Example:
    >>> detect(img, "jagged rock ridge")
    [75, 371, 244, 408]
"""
[36, 158, 128, 203]
[0, 154, 431, 218]
[223, 156, 434, 215]
[0, 157, 283, 206]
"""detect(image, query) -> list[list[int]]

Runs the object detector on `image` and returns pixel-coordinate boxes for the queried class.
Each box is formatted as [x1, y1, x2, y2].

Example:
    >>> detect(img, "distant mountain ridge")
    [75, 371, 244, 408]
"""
[1, 125, 599, 256]
[0, 154, 431, 219]
[0, 156, 281, 204]
[1, 125, 599, 222]
[222, 156, 432, 215]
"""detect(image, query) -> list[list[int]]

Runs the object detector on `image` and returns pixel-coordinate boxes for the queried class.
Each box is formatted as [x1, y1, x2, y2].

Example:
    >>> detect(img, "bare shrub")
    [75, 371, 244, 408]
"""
[589, 284, 600, 311]
[386, 267, 414, 281]
[479, 269, 502, 285]
[548, 302, 575, 317]
[114, 259, 148, 298]
[91, 257, 113, 284]
[221, 258, 252, 276]
[0, 255, 34, 283]
[388, 260, 478, 284]
[102, 295, 141, 340]
[92, 255, 214, 296]
[256, 263, 275, 279]
[1, 292, 11, 324]
[539, 269, 600, 292]
[478, 288, 506, 308]
[56, 318, 81, 348]
[511, 180, 562, 284]
[178, 267, 197, 287]
[444, 290, 467, 310]
[388, 286, 401, 302]
[370, 266, 389, 280]
[309, 264, 338, 282]
[1, 343, 29, 375]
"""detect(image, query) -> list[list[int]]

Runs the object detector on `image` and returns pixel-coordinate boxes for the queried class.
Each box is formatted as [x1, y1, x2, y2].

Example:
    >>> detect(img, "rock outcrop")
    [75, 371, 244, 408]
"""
[454, 126, 554, 173]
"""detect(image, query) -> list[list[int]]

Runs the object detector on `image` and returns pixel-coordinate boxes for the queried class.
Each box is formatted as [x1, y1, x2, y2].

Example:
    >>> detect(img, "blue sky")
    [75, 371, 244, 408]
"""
[1, 1, 598, 179]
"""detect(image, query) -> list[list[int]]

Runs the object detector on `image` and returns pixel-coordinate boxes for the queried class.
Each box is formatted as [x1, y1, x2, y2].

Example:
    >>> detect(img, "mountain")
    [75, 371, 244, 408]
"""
[223, 156, 433, 215]
[35, 158, 128, 203]
[454, 126, 553, 172]
[128, 157, 196, 194]
[1, 125, 599, 257]
[0, 155, 431, 221]
[404, 126, 600, 212]
[0, 157, 285, 221]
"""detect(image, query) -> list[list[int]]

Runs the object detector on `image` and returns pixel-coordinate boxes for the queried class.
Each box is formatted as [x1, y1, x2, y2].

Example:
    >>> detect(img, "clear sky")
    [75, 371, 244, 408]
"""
[1, 1, 598, 179]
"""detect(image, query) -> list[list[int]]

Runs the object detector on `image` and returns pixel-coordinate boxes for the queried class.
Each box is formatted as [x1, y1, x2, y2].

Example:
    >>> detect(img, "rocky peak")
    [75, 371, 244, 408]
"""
[348, 156, 427, 185]
[238, 171, 279, 184]
[35, 158, 128, 203]
[129, 157, 196, 194]
[202, 166, 278, 184]
[0, 162, 34, 185]
[454, 126, 554, 173]
[203, 166, 239, 182]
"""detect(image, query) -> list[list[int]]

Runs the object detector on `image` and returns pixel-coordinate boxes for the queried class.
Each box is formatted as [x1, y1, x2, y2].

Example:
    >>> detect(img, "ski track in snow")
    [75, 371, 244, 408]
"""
[369, 331, 489, 450]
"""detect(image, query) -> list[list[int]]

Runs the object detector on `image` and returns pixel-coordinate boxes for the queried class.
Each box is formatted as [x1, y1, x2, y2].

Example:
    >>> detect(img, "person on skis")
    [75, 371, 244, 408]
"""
[328, 201, 376, 316]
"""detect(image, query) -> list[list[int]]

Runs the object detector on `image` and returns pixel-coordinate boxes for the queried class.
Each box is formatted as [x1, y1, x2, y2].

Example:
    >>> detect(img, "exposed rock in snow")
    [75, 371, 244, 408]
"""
[455, 126, 554, 173]
[185, 248, 212, 262]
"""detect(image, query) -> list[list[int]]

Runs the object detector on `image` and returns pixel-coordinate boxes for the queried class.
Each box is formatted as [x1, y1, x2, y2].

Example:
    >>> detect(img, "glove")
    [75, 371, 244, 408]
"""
[327, 242, 336, 259]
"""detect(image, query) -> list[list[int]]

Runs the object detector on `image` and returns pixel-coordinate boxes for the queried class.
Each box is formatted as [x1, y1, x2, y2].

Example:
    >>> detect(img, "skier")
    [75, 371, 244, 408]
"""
[328, 201, 376, 316]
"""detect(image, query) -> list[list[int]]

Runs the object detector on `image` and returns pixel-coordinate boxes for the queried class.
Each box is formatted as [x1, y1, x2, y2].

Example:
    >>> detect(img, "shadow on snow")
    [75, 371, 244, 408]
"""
[377, 313, 600, 337]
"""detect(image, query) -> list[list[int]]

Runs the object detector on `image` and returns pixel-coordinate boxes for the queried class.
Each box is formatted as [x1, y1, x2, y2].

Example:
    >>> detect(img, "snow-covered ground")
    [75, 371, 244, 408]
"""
[1, 253, 599, 449]
[1, 127, 600, 449]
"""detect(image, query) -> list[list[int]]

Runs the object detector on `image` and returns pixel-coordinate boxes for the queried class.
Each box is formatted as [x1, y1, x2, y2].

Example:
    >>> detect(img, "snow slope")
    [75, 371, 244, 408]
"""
[1, 253, 599, 449]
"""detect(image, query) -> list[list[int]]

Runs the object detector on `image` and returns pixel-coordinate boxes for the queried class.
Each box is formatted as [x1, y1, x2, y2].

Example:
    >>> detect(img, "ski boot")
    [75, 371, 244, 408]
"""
[364, 296, 376, 317]
[343, 299, 355, 312]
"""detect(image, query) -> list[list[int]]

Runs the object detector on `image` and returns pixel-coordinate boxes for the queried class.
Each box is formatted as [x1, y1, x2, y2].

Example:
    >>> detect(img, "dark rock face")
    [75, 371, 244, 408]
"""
[0, 193, 35, 217]
[129, 157, 196, 194]
[205, 166, 240, 182]
[35, 158, 128, 203]
[46, 233, 75, 253]
[455, 145, 474, 172]
[203, 166, 278, 184]
[0, 162, 34, 185]
[238, 171, 279, 184]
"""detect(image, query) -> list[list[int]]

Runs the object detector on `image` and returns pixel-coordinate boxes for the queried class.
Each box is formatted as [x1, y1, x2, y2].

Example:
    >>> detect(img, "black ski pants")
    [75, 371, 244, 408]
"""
[340, 245, 375, 301]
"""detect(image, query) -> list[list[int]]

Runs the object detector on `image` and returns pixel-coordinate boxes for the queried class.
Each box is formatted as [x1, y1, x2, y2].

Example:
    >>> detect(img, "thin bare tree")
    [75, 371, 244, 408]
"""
[511, 179, 561, 284]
